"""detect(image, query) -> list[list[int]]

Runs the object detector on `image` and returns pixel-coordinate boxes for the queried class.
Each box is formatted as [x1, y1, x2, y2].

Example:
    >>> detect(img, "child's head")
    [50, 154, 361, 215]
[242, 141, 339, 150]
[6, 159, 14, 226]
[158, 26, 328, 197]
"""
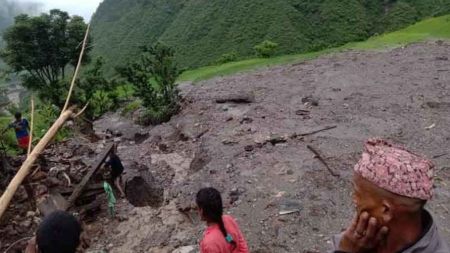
[14, 112, 22, 120]
[36, 211, 81, 253]
[196, 187, 223, 222]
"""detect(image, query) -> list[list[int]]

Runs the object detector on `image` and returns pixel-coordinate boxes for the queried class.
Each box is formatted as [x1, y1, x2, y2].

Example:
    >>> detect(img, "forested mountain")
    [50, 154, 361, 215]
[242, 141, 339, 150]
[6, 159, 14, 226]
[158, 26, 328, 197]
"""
[91, 0, 450, 74]
[0, 0, 41, 69]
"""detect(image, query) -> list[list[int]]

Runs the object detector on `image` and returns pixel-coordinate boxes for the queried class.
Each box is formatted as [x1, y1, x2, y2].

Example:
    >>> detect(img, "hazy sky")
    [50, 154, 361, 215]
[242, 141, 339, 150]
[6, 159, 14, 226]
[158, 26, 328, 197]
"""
[19, 0, 103, 20]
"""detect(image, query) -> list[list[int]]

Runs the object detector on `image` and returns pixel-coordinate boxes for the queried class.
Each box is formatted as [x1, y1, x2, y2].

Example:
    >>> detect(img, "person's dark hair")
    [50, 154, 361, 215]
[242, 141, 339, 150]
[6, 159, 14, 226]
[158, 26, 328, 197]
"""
[36, 211, 81, 253]
[14, 112, 21, 120]
[196, 187, 236, 248]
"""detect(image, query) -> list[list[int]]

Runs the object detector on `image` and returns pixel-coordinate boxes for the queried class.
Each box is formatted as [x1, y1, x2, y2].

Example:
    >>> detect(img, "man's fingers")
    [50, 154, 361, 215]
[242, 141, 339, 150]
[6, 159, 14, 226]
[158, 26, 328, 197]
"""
[375, 226, 389, 242]
[364, 217, 378, 239]
[348, 213, 360, 232]
[355, 212, 369, 235]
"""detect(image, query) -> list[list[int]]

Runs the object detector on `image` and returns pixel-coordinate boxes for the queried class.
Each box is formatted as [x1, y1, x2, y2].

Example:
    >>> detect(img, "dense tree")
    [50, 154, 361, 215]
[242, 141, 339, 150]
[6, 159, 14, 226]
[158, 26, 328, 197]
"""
[118, 43, 180, 125]
[0, 9, 91, 107]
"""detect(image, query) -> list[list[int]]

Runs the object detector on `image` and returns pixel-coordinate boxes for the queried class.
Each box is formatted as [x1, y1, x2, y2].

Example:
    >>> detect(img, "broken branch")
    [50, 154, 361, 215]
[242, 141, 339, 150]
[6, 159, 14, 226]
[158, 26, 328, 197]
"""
[27, 97, 35, 156]
[307, 145, 339, 177]
[297, 125, 337, 137]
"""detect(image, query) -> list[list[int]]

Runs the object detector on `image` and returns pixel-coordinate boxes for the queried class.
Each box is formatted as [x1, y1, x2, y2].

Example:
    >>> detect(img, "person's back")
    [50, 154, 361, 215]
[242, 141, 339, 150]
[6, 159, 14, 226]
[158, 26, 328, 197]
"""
[201, 215, 248, 253]
[197, 187, 249, 253]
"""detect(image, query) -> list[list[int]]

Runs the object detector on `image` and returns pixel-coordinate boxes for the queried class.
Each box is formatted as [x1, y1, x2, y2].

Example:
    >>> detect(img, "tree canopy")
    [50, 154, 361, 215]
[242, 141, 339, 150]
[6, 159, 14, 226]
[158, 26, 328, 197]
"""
[0, 9, 91, 107]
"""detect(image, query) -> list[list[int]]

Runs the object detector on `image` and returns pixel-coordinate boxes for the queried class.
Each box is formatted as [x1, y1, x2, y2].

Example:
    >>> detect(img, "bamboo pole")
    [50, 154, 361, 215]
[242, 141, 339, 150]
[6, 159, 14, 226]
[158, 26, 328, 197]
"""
[27, 97, 34, 156]
[62, 24, 90, 113]
[0, 108, 75, 218]
[0, 24, 91, 220]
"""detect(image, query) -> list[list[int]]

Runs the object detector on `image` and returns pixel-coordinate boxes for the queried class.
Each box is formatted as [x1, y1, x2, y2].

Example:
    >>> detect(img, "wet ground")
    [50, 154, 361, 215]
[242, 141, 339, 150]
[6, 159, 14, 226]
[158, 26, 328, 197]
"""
[3, 41, 449, 253]
[86, 41, 450, 253]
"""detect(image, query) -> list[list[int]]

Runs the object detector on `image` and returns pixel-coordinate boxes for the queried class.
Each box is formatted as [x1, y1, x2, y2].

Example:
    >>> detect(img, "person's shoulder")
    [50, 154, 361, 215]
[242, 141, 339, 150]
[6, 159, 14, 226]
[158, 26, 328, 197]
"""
[223, 215, 239, 226]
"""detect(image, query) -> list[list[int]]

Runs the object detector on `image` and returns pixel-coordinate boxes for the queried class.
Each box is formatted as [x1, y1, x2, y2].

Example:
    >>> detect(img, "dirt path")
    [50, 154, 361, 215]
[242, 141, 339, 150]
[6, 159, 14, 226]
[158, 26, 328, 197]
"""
[88, 41, 450, 253]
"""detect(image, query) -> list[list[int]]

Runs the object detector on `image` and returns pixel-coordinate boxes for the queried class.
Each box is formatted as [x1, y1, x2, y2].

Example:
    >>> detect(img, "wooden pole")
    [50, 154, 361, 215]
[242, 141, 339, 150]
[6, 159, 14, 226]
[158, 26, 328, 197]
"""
[0, 109, 75, 218]
[62, 24, 90, 113]
[0, 23, 91, 220]
[27, 97, 34, 156]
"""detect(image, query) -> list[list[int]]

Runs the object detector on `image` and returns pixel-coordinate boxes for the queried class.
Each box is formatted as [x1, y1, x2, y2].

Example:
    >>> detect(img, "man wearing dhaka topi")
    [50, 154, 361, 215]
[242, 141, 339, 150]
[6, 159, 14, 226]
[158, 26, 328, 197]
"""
[331, 138, 449, 253]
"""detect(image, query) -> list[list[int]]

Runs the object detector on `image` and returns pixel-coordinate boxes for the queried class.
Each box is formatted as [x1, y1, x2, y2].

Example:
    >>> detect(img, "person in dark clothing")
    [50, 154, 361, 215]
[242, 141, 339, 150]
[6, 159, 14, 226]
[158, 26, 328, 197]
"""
[25, 211, 81, 253]
[105, 148, 125, 198]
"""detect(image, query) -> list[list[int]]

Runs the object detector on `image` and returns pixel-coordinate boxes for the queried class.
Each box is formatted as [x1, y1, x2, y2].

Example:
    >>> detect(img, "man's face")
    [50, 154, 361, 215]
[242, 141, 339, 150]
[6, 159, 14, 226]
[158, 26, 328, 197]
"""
[352, 174, 386, 225]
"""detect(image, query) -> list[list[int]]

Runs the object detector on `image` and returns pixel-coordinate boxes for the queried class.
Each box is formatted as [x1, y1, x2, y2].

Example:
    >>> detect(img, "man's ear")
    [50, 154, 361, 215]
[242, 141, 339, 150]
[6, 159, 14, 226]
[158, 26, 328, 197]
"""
[381, 199, 394, 223]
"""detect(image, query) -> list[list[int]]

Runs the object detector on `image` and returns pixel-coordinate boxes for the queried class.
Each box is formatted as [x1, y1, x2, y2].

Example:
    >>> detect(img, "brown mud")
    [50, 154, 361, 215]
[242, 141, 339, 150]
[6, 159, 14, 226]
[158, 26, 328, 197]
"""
[1, 41, 450, 253]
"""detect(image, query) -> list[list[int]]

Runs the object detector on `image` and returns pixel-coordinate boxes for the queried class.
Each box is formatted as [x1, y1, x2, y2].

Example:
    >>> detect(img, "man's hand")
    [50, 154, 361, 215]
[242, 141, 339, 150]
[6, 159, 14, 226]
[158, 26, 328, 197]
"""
[338, 212, 389, 253]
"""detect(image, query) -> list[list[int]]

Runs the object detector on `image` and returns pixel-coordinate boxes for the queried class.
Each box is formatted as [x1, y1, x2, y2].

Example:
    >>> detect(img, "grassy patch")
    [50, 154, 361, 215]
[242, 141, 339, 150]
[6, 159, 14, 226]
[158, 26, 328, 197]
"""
[180, 15, 450, 83]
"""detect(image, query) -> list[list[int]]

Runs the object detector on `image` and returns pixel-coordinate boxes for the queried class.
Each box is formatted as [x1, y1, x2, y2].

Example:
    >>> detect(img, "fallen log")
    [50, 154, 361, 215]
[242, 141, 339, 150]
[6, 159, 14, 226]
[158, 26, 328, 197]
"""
[65, 143, 114, 210]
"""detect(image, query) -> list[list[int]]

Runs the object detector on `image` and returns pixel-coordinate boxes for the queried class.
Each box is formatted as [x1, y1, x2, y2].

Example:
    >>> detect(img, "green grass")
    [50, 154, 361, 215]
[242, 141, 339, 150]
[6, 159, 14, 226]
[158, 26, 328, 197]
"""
[179, 15, 450, 83]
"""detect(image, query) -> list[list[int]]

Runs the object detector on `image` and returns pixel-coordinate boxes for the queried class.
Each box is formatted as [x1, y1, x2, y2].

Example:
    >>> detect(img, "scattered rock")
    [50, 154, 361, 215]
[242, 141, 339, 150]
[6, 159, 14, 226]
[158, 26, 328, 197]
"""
[240, 116, 253, 124]
[172, 245, 196, 253]
[302, 96, 319, 106]
[20, 220, 31, 228]
[267, 135, 288, 145]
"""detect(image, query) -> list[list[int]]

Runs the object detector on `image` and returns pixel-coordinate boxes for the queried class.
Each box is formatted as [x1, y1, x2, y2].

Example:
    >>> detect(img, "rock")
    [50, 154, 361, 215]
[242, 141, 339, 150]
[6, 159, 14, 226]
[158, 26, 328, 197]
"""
[172, 245, 196, 253]
[286, 169, 294, 175]
[20, 219, 32, 228]
[240, 116, 253, 124]
[436, 56, 448, 61]
[26, 211, 35, 218]
[302, 96, 319, 106]
[222, 139, 239, 145]
[268, 134, 288, 145]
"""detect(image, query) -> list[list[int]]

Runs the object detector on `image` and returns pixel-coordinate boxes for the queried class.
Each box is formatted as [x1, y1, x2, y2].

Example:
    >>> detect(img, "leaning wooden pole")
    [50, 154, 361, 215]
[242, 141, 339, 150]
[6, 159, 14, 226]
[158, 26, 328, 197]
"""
[0, 109, 75, 218]
[0, 24, 91, 220]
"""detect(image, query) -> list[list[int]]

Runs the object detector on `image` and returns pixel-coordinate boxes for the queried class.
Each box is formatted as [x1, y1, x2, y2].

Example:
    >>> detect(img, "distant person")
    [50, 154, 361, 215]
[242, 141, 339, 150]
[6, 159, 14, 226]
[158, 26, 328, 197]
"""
[196, 187, 249, 253]
[105, 146, 125, 198]
[7, 112, 30, 151]
[331, 138, 449, 253]
[25, 211, 81, 253]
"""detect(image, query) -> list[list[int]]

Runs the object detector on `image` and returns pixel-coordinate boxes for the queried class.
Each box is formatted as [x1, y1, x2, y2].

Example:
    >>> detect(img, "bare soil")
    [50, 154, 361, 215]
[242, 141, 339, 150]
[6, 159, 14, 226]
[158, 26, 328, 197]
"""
[2, 41, 450, 253]
[87, 41, 450, 253]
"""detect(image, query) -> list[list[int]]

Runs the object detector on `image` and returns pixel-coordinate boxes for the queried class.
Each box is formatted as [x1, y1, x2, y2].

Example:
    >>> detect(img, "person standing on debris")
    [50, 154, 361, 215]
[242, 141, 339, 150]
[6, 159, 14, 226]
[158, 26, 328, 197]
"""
[25, 211, 82, 253]
[196, 187, 249, 253]
[330, 138, 449, 253]
[6, 112, 30, 151]
[105, 146, 125, 198]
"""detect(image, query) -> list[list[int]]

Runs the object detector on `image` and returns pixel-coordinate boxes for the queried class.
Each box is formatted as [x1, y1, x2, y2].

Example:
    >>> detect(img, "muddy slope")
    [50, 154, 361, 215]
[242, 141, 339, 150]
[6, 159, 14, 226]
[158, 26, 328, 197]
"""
[89, 41, 450, 253]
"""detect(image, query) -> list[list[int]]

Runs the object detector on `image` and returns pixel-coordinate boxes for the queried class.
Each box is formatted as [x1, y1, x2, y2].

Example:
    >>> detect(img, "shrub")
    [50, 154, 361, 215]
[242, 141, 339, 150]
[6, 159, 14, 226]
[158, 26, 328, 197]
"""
[254, 40, 279, 58]
[118, 43, 181, 126]
[216, 51, 238, 64]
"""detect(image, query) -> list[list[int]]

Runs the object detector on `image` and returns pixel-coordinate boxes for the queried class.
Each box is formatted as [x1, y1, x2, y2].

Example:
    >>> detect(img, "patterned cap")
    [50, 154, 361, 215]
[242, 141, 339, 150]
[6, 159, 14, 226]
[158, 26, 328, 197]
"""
[354, 138, 434, 200]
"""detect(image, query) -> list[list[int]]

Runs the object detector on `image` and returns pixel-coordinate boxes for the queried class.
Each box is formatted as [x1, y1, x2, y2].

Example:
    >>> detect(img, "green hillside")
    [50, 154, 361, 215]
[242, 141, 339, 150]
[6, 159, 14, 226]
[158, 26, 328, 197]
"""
[90, 0, 450, 75]
[180, 14, 450, 82]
